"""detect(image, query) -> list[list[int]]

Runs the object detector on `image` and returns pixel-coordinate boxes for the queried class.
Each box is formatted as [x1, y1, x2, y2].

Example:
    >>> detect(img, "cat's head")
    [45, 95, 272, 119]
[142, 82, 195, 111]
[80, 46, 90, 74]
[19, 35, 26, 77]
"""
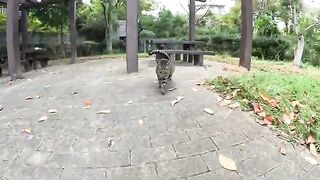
[157, 59, 170, 67]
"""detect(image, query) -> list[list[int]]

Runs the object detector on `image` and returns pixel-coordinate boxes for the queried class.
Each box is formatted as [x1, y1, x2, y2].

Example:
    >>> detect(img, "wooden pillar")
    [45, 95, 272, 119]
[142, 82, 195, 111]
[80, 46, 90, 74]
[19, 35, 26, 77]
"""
[20, 9, 29, 57]
[239, 0, 253, 71]
[126, 0, 139, 73]
[7, 0, 23, 79]
[69, 0, 77, 64]
[189, 0, 196, 41]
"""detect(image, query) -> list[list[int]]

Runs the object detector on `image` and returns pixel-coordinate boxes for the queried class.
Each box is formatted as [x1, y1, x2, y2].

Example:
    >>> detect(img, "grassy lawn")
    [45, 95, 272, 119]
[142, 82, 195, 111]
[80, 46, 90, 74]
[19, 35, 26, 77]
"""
[206, 55, 320, 152]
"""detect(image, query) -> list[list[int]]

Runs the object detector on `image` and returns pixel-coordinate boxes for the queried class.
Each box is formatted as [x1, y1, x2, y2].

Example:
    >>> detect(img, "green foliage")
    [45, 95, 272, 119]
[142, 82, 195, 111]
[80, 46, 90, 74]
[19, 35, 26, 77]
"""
[199, 33, 291, 61]
[139, 9, 188, 39]
[0, 14, 6, 32]
[254, 14, 280, 36]
[209, 73, 320, 150]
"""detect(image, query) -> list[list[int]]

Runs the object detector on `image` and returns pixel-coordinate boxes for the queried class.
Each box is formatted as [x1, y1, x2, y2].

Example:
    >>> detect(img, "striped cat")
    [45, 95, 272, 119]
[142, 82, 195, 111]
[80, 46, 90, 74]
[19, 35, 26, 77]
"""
[148, 50, 175, 95]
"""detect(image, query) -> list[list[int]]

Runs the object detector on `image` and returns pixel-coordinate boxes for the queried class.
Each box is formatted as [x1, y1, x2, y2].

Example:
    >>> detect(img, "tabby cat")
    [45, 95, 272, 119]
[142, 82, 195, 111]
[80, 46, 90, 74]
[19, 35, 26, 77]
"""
[148, 50, 175, 95]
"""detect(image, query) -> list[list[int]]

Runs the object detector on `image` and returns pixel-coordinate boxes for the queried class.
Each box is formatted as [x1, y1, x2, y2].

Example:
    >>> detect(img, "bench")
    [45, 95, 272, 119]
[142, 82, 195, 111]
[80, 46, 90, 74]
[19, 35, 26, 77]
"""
[153, 49, 215, 66]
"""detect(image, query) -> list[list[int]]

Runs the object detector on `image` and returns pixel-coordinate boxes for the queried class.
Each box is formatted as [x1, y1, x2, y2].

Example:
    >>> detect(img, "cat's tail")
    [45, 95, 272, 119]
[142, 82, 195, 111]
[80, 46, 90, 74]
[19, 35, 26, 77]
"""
[148, 50, 170, 60]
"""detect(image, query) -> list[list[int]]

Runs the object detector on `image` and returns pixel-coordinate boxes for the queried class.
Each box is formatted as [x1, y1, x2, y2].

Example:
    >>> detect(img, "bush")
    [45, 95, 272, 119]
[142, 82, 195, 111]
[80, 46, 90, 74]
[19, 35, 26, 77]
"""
[198, 33, 291, 61]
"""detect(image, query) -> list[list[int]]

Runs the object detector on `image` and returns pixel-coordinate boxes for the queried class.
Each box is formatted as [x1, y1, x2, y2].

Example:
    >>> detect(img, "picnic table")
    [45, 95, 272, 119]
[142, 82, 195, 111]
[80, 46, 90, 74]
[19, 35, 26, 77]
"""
[22, 47, 50, 71]
[149, 39, 214, 65]
[0, 47, 50, 76]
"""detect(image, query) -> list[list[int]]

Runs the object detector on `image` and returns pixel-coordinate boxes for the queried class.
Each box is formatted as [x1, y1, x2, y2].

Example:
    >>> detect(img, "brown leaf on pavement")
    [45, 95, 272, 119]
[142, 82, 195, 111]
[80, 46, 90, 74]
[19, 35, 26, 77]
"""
[22, 128, 33, 134]
[304, 156, 319, 165]
[38, 116, 48, 122]
[204, 108, 214, 115]
[25, 96, 34, 100]
[306, 134, 316, 145]
[219, 154, 237, 171]
[279, 147, 287, 155]
[84, 99, 92, 107]
[310, 144, 318, 157]
[97, 110, 111, 114]
[171, 96, 184, 106]
[229, 102, 240, 109]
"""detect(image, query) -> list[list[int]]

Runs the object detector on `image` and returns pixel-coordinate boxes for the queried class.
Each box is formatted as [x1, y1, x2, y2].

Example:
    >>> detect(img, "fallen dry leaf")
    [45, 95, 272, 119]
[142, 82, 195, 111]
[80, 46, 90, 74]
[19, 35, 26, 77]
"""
[259, 93, 270, 101]
[71, 91, 79, 95]
[282, 114, 292, 125]
[310, 144, 318, 157]
[219, 154, 237, 171]
[168, 87, 177, 91]
[192, 87, 198, 92]
[229, 102, 240, 109]
[225, 94, 233, 100]
[25, 96, 34, 100]
[257, 111, 267, 118]
[216, 96, 223, 102]
[38, 116, 48, 122]
[263, 116, 273, 125]
[219, 99, 232, 106]
[171, 96, 184, 106]
[204, 108, 214, 115]
[304, 156, 319, 165]
[84, 99, 92, 107]
[291, 100, 301, 108]
[48, 109, 58, 114]
[22, 128, 33, 134]
[138, 119, 144, 126]
[267, 99, 279, 108]
[251, 102, 262, 113]
[279, 147, 287, 155]
[307, 134, 316, 145]
[232, 89, 240, 97]
[97, 110, 111, 114]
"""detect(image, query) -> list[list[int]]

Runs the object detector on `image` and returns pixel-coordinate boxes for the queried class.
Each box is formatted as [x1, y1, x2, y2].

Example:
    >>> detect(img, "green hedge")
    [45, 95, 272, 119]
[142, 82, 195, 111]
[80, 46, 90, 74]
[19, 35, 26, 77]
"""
[198, 34, 291, 61]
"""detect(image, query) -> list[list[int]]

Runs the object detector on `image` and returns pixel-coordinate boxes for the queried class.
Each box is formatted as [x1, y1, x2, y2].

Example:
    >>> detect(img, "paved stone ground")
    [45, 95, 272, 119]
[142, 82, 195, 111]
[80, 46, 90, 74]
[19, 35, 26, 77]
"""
[0, 58, 320, 180]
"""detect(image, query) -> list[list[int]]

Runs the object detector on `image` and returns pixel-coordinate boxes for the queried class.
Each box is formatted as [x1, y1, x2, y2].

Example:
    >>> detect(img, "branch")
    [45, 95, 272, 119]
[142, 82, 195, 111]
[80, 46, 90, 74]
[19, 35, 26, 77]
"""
[196, 7, 211, 25]
[179, 0, 189, 15]
[305, 22, 320, 31]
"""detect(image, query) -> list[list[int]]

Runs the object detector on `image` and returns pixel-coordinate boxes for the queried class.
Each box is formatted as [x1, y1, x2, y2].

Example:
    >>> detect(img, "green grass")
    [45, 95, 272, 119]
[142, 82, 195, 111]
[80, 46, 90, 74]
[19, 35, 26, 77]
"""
[208, 72, 320, 150]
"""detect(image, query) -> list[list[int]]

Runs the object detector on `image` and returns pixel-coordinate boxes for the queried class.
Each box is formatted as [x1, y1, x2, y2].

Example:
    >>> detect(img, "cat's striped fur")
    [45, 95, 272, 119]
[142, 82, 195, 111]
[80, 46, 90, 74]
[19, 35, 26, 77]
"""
[148, 50, 175, 94]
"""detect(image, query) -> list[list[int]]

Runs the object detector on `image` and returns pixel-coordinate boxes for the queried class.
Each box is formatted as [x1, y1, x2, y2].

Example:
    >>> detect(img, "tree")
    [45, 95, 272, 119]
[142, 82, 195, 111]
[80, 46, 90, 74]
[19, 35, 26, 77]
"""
[30, 2, 69, 57]
[239, 0, 253, 70]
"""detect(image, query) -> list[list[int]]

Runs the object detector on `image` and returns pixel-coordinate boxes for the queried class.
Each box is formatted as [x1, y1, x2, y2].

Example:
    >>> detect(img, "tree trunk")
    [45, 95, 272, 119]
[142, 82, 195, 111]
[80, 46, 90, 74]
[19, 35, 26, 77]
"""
[293, 34, 304, 67]
[106, 0, 113, 54]
[60, 23, 66, 58]
[239, 0, 253, 70]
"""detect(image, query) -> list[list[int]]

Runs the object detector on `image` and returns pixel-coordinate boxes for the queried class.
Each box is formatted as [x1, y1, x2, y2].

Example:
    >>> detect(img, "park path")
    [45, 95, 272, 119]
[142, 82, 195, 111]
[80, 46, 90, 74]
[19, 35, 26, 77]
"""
[0, 58, 319, 180]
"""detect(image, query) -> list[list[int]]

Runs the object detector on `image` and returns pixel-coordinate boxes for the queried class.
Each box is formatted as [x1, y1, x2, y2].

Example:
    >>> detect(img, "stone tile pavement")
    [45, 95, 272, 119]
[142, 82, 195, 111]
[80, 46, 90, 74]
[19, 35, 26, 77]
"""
[0, 59, 319, 179]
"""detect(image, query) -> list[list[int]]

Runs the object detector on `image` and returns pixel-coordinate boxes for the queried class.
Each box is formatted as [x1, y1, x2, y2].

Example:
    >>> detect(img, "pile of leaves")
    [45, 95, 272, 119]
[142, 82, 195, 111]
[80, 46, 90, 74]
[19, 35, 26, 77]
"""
[207, 72, 320, 153]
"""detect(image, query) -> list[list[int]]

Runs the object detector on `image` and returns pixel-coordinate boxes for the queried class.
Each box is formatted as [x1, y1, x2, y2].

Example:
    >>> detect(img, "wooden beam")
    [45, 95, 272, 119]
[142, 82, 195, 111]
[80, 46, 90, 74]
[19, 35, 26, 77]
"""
[189, 0, 196, 41]
[126, 0, 139, 73]
[69, 0, 77, 64]
[239, 0, 253, 70]
[22, 0, 68, 9]
[7, 0, 23, 79]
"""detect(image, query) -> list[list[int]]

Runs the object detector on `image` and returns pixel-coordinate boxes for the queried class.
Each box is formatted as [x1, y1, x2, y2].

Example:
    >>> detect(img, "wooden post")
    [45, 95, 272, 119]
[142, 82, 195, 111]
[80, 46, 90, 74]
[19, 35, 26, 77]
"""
[69, 0, 77, 64]
[7, 0, 23, 79]
[239, 0, 253, 71]
[126, 0, 139, 73]
[20, 9, 29, 58]
[189, 0, 196, 41]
